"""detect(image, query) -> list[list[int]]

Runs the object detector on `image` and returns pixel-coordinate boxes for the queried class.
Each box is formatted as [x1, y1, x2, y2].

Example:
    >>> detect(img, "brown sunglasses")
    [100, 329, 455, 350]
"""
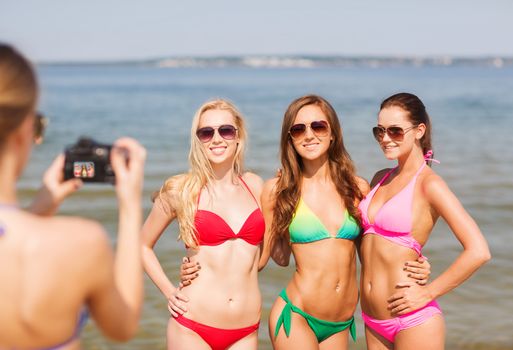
[289, 120, 330, 139]
[372, 125, 416, 142]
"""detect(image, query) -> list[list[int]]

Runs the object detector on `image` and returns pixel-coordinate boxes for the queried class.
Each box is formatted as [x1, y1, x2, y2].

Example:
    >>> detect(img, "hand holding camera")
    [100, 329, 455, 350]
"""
[30, 137, 146, 216]
[63, 137, 146, 189]
[29, 154, 83, 216]
[110, 137, 146, 204]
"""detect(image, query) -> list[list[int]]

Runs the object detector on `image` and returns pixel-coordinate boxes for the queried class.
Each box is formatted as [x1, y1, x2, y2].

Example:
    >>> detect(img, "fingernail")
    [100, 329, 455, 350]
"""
[407, 273, 411, 277]
[403, 267, 407, 271]
[195, 273, 199, 277]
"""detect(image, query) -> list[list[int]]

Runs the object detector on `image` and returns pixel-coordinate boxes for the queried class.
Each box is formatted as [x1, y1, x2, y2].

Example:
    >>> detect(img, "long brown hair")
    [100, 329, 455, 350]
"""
[380, 92, 433, 161]
[271, 95, 363, 244]
[0, 43, 38, 147]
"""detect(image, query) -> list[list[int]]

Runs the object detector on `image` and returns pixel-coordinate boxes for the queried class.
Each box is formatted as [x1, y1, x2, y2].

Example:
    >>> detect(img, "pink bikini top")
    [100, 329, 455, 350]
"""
[194, 177, 265, 246]
[358, 153, 437, 257]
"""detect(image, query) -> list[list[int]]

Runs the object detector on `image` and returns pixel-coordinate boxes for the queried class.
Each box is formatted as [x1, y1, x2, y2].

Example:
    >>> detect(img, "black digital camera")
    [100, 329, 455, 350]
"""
[64, 137, 115, 183]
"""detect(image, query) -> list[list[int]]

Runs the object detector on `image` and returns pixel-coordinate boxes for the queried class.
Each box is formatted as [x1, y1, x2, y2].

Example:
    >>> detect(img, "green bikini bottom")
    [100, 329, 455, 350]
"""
[274, 289, 356, 343]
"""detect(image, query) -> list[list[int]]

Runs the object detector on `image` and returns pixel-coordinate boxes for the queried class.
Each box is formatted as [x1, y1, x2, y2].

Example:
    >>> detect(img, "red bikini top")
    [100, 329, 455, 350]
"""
[194, 177, 265, 246]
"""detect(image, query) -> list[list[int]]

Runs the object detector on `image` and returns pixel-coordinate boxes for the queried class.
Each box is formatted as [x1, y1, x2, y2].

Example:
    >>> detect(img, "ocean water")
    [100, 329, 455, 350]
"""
[19, 64, 513, 349]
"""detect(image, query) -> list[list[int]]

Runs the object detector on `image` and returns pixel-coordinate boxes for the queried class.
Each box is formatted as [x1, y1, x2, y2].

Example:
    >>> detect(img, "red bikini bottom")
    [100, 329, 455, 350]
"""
[174, 314, 259, 350]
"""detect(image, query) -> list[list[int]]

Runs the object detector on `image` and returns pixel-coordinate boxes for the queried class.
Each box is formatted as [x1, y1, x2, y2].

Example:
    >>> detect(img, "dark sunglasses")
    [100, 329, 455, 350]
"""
[196, 124, 238, 143]
[372, 125, 416, 142]
[34, 112, 48, 145]
[289, 120, 330, 139]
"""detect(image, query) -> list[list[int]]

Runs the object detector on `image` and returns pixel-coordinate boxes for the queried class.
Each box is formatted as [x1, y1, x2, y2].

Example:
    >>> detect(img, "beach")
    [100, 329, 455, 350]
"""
[19, 62, 513, 349]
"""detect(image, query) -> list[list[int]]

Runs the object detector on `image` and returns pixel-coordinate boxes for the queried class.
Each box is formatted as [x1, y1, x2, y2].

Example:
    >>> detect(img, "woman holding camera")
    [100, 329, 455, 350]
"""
[0, 44, 146, 349]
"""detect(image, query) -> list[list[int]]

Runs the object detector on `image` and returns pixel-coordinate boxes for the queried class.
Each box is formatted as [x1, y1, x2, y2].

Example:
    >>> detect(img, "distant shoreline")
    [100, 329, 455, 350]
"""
[37, 55, 513, 68]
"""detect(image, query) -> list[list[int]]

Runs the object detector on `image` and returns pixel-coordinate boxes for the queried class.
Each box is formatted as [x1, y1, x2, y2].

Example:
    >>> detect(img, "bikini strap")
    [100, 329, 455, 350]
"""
[377, 167, 397, 186]
[239, 176, 259, 206]
[275, 289, 293, 338]
[378, 150, 439, 187]
[414, 162, 427, 177]
[414, 150, 440, 178]
[424, 150, 440, 164]
[197, 176, 257, 210]
[196, 188, 202, 210]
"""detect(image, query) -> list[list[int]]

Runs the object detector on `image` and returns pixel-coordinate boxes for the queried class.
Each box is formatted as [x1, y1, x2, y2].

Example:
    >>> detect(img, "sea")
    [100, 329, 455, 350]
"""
[19, 57, 513, 349]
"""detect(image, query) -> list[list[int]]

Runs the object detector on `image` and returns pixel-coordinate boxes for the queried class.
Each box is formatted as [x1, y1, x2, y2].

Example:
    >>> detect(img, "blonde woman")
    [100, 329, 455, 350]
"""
[0, 44, 146, 349]
[141, 99, 265, 350]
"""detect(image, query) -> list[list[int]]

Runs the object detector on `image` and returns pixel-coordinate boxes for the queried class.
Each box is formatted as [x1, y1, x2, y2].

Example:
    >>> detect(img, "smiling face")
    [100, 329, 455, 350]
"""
[197, 108, 239, 166]
[290, 104, 331, 162]
[377, 106, 425, 160]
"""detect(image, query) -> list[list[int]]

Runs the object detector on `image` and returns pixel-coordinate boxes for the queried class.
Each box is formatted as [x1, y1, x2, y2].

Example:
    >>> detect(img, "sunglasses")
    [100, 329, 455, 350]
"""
[372, 125, 416, 142]
[289, 120, 330, 139]
[196, 124, 238, 143]
[34, 112, 48, 145]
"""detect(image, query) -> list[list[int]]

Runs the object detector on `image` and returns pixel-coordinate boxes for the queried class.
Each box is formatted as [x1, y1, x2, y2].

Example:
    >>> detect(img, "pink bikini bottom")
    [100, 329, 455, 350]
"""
[362, 300, 442, 343]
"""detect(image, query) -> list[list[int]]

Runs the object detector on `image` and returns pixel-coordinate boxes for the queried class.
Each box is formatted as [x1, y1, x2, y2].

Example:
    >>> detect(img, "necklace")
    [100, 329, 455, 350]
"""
[0, 203, 19, 237]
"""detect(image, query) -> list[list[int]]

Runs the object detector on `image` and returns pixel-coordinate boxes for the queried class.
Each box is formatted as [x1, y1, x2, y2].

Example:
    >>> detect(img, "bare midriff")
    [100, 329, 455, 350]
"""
[285, 238, 358, 322]
[360, 234, 420, 319]
[181, 239, 261, 328]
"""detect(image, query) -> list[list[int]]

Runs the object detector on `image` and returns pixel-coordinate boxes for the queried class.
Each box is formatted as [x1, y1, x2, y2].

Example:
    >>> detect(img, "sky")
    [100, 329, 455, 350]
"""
[1, 0, 512, 62]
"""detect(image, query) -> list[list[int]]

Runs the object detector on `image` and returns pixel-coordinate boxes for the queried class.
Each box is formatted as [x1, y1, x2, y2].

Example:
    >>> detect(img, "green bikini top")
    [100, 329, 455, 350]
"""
[289, 198, 360, 243]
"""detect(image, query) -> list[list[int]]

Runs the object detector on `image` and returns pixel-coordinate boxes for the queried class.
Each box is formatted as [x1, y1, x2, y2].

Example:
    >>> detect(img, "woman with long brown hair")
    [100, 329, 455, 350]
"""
[258, 95, 367, 349]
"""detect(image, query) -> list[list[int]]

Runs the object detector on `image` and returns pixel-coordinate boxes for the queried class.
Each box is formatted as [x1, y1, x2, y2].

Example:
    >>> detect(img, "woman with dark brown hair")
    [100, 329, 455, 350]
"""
[359, 92, 490, 349]
[0, 43, 146, 349]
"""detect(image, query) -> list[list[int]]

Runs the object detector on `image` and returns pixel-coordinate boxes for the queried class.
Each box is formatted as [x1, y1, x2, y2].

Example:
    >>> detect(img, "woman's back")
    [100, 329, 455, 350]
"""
[0, 210, 107, 348]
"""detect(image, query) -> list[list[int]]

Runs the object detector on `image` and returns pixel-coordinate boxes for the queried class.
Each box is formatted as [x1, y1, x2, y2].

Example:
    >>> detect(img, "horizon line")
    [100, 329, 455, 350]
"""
[36, 54, 513, 68]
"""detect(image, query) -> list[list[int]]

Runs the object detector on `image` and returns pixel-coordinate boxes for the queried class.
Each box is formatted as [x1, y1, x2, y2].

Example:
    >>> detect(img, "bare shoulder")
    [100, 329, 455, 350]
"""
[420, 168, 451, 201]
[260, 177, 279, 206]
[162, 173, 187, 196]
[153, 173, 188, 213]
[355, 176, 371, 196]
[51, 216, 110, 251]
[370, 168, 393, 188]
[241, 171, 264, 193]
[24, 215, 113, 275]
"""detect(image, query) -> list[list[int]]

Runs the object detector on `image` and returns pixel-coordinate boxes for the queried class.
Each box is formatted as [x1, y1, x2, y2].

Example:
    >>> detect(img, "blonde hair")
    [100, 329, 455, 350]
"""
[0, 44, 38, 146]
[156, 99, 247, 248]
